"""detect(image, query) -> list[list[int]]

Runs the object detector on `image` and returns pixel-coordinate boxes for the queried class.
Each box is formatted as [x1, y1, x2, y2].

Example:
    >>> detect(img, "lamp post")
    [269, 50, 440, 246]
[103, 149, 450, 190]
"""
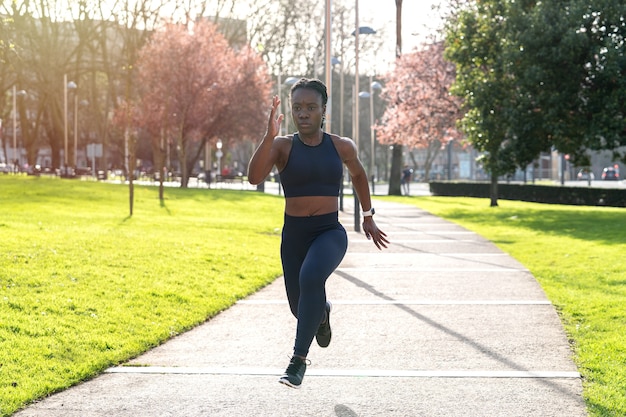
[354, 0, 361, 232]
[358, 77, 382, 194]
[74, 93, 78, 167]
[216, 139, 223, 179]
[64, 75, 77, 173]
[283, 77, 299, 135]
[324, 0, 332, 133]
[352, 24, 378, 149]
[352, 3, 377, 231]
[73, 94, 78, 168]
[329, 55, 346, 210]
[12, 86, 27, 172]
[277, 73, 282, 135]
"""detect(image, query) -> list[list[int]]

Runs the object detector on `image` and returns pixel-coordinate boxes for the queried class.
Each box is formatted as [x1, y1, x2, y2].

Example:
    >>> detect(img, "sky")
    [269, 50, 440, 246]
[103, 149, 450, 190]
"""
[103, 0, 445, 76]
[223, 0, 446, 73]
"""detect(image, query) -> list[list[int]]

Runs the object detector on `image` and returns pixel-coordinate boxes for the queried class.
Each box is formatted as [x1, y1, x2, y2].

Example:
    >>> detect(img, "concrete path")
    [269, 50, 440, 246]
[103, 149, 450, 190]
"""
[15, 199, 587, 417]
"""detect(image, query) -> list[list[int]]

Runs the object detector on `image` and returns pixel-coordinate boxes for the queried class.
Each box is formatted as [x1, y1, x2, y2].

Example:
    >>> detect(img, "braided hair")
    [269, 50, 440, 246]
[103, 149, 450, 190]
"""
[290, 78, 328, 128]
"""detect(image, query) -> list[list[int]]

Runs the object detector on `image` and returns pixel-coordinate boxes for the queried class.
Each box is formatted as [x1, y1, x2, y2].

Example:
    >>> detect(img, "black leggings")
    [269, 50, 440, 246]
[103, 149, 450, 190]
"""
[281, 212, 348, 357]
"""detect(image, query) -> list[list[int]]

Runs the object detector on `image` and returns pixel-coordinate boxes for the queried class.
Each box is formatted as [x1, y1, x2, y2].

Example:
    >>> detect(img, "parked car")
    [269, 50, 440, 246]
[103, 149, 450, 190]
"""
[601, 166, 619, 181]
[576, 169, 595, 181]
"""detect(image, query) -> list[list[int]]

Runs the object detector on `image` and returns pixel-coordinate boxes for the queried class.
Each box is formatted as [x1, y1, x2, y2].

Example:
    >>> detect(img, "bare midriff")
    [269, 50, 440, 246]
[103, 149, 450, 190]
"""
[284, 196, 339, 217]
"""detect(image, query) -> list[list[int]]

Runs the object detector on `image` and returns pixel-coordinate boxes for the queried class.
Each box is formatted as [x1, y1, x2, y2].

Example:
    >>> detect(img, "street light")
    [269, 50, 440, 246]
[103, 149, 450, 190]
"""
[64, 74, 77, 173]
[336, 55, 345, 138]
[324, 0, 332, 133]
[359, 78, 382, 194]
[352, 24, 377, 156]
[12, 86, 27, 172]
[352, 0, 377, 231]
[352, 26, 376, 35]
[283, 77, 299, 135]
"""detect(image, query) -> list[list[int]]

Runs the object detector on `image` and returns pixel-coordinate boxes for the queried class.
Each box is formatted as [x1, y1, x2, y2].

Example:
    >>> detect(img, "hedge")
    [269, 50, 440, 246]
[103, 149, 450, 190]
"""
[429, 181, 626, 207]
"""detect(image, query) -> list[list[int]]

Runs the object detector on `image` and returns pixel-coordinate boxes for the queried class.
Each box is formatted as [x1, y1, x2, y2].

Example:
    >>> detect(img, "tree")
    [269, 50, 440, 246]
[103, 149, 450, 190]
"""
[1, 0, 87, 170]
[133, 19, 270, 188]
[500, 0, 592, 172]
[377, 42, 462, 182]
[0, 0, 171, 173]
[111, 98, 141, 215]
[581, 0, 626, 159]
[445, 0, 517, 206]
[445, 0, 626, 205]
[3, 0, 388, 178]
[506, 0, 626, 165]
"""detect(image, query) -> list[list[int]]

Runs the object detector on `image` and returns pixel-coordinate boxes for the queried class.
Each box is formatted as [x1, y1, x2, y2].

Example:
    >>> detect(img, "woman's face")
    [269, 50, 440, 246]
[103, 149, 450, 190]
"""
[290, 87, 325, 135]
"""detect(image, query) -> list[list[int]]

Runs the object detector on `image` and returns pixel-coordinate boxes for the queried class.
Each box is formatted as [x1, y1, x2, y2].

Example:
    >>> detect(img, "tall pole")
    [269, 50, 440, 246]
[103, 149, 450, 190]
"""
[339, 14, 345, 212]
[369, 74, 375, 194]
[353, 0, 361, 232]
[64, 74, 68, 169]
[277, 73, 282, 135]
[339, 11, 345, 137]
[284, 77, 299, 135]
[11, 86, 26, 171]
[12, 85, 17, 171]
[354, 1, 359, 152]
[73, 93, 78, 167]
[325, 0, 332, 133]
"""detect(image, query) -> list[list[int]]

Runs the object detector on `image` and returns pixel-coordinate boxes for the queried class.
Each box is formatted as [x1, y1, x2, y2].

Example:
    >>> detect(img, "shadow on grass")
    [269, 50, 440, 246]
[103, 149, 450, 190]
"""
[159, 199, 170, 214]
[429, 205, 625, 247]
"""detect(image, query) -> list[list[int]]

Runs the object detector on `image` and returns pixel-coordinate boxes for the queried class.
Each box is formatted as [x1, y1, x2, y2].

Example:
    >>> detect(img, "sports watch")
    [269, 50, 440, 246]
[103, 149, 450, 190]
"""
[362, 208, 375, 217]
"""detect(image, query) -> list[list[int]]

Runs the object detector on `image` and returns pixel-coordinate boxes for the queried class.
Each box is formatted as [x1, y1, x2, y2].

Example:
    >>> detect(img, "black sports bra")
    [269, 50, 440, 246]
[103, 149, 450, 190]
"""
[279, 133, 343, 198]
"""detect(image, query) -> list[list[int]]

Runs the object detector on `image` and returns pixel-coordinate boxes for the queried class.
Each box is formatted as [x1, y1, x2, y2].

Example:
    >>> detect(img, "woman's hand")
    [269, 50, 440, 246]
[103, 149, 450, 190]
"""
[363, 218, 389, 250]
[266, 95, 284, 139]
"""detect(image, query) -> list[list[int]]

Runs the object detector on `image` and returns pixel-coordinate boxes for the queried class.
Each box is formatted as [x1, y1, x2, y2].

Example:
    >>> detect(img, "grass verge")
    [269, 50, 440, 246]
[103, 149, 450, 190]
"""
[380, 195, 626, 417]
[0, 176, 284, 416]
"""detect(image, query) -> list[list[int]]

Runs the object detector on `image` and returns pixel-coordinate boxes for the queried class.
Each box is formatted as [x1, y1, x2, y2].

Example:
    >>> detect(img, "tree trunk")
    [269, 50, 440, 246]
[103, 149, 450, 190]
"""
[129, 179, 134, 215]
[178, 131, 188, 188]
[155, 129, 166, 202]
[17, 99, 37, 168]
[489, 171, 499, 207]
[159, 170, 164, 201]
[388, 145, 403, 195]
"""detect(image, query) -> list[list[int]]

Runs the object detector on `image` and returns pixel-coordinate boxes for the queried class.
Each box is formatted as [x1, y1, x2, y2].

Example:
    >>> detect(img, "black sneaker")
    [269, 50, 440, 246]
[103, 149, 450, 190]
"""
[279, 356, 308, 389]
[315, 301, 332, 348]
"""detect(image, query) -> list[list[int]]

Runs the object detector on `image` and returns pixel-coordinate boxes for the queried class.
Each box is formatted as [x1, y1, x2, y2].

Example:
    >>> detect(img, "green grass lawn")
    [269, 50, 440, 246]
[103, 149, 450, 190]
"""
[2, 177, 625, 416]
[0, 176, 284, 416]
[380, 195, 626, 417]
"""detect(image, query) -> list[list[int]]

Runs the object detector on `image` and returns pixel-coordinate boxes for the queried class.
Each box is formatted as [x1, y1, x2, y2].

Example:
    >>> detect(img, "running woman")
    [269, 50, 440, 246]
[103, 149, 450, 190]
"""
[248, 78, 388, 388]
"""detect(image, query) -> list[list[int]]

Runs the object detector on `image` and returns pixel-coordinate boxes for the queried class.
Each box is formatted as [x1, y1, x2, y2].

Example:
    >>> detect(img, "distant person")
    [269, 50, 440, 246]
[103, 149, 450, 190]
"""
[401, 165, 413, 195]
[248, 78, 389, 389]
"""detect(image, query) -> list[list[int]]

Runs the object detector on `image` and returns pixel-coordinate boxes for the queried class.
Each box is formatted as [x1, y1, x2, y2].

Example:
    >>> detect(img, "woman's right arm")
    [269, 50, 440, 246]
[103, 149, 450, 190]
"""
[248, 96, 284, 185]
